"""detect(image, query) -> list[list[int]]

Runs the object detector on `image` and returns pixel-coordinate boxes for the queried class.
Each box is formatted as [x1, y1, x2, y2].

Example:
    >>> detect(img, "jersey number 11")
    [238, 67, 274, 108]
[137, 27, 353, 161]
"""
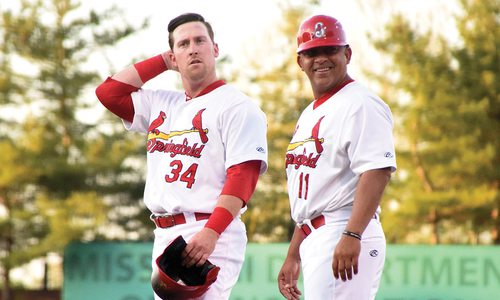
[298, 172, 310, 200]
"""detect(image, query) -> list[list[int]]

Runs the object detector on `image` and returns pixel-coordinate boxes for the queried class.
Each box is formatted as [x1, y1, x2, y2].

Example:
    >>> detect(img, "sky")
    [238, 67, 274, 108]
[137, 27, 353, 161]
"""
[76, 0, 458, 90]
[2, 0, 460, 105]
[74, 0, 458, 125]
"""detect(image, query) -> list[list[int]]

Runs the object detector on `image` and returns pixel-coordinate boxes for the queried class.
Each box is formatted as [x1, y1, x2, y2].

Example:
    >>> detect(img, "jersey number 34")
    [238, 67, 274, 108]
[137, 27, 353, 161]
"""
[165, 160, 199, 189]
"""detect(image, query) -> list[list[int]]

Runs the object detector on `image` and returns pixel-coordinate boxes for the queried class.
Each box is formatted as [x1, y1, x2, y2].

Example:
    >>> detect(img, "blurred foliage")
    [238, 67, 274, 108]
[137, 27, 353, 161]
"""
[0, 0, 150, 293]
[367, 0, 499, 244]
[233, 1, 318, 242]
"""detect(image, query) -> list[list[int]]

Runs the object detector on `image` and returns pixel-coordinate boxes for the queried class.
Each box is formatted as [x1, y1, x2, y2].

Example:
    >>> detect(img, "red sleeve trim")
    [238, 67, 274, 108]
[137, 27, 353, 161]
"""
[221, 160, 261, 205]
[95, 77, 138, 123]
[134, 54, 168, 83]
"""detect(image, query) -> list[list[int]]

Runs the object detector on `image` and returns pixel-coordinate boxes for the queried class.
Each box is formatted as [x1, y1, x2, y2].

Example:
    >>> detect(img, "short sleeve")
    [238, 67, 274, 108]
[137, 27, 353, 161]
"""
[342, 96, 397, 174]
[220, 101, 268, 174]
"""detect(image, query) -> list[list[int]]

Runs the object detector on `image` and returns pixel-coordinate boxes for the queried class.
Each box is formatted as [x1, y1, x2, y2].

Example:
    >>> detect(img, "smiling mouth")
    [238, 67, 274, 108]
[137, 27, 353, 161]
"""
[314, 66, 332, 72]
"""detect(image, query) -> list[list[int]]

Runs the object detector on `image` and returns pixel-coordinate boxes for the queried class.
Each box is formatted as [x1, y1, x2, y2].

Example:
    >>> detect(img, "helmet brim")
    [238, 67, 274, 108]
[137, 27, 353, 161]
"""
[297, 38, 348, 53]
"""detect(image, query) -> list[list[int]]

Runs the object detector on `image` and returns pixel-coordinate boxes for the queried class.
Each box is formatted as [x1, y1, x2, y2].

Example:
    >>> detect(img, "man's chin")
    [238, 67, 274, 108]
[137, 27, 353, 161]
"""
[313, 76, 334, 86]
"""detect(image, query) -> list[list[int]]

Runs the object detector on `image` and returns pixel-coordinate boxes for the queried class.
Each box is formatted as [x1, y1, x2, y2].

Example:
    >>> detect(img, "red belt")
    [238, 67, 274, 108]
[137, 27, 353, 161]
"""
[300, 214, 378, 237]
[300, 215, 325, 236]
[150, 212, 211, 228]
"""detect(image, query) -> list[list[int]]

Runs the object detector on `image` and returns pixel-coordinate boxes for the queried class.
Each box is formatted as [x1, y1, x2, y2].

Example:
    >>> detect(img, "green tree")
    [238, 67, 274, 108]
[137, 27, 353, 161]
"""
[234, 0, 319, 242]
[369, 0, 499, 244]
[0, 0, 148, 296]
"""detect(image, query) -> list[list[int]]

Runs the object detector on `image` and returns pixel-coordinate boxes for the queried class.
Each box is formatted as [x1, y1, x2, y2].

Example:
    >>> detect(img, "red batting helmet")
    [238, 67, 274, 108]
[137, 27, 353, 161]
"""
[151, 236, 220, 299]
[296, 15, 347, 53]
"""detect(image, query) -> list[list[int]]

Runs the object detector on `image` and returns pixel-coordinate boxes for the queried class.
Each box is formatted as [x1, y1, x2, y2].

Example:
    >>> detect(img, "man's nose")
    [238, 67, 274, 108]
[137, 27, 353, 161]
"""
[188, 43, 199, 55]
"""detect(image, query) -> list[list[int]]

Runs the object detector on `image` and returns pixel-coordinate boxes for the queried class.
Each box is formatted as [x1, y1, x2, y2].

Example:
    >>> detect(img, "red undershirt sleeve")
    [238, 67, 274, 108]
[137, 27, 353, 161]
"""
[95, 54, 168, 123]
[205, 160, 261, 235]
[95, 78, 138, 123]
[221, 160, 262, 206]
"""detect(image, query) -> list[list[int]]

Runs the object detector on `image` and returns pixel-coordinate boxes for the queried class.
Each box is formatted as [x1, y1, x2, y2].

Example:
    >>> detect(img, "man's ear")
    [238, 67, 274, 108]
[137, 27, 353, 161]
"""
[168, 50, 178, 69]
[213, 43, 219, 58]
[297, 55, 304, 70]
[345, 46, 352, 64]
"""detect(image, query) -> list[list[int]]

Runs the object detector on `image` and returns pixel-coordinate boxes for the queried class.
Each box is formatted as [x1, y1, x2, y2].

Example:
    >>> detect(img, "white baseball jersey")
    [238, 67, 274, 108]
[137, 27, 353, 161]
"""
[286, 81, 396, 223]
[124, 83, 268, 215]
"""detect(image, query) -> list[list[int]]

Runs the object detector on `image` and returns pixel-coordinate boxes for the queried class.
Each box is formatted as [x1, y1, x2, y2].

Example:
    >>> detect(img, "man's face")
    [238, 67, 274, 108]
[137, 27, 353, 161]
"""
[297, 46, 351, 97]
[170, 21, 219, 82]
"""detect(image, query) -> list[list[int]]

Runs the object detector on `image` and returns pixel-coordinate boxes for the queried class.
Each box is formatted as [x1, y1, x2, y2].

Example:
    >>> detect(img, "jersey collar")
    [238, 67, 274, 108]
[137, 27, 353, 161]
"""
[313, 79, 354, 109]
[185, 80, 226, 101]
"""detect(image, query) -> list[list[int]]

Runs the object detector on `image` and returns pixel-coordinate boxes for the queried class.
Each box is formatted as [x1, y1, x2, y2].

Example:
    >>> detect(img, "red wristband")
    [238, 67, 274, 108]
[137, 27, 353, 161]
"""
[204, 207, 234, 235]
[134, 54, 168, 83]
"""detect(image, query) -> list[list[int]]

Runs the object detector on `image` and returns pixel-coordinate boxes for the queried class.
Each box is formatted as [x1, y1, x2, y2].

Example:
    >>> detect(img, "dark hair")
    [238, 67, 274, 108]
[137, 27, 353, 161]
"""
[167, 13, 215, 49]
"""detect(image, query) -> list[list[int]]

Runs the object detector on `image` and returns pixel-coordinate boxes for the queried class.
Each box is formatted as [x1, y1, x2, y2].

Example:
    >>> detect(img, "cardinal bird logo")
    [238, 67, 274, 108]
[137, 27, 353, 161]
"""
[287, 116, 324, 153]
[146, 109, 209, 157]
[146, 109, 209, 142]
[148, 111, 166, 135]
[311, 116, 324, 154]
[192, 108, 209, 143]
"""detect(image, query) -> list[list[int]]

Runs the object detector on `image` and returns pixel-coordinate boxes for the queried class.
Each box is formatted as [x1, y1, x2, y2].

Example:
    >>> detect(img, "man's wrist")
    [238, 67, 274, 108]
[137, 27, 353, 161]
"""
[204, 207, 234, 235]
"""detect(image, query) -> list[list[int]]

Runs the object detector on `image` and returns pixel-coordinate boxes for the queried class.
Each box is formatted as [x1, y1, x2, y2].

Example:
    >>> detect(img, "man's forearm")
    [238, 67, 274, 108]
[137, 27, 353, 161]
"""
[112, 54, 169, 87]
[345, 167, 392, 235]
[112, 65, 144, 87]
[286, 226, 305, 261]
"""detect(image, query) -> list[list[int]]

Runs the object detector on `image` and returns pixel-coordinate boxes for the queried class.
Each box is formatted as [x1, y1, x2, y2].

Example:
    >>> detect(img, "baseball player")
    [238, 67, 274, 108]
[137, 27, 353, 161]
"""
[277, 15, 397, 300]
[95, 13, 268, 299]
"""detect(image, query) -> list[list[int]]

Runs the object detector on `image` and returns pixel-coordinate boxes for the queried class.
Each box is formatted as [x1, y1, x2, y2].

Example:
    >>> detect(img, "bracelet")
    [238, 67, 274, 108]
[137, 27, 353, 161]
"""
[343, 230, 362, 240]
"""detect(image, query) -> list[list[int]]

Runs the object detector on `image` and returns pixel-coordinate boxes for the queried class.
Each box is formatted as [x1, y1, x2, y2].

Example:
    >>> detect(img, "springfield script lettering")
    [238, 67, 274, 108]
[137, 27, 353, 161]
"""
[147, 138, 205, 158]
[285, 152, 321, 169]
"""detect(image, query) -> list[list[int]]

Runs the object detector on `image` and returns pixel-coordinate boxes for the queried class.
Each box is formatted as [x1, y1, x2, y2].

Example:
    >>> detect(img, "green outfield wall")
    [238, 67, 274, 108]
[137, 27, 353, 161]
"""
[62, 243, 500, 300]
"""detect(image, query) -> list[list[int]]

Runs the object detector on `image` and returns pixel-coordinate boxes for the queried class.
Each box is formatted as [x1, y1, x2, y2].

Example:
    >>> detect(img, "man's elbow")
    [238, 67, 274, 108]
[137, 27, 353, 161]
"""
[95, 83, 105, 103]
[380, 167, 392, 182]
[362, 167, 392, 184]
